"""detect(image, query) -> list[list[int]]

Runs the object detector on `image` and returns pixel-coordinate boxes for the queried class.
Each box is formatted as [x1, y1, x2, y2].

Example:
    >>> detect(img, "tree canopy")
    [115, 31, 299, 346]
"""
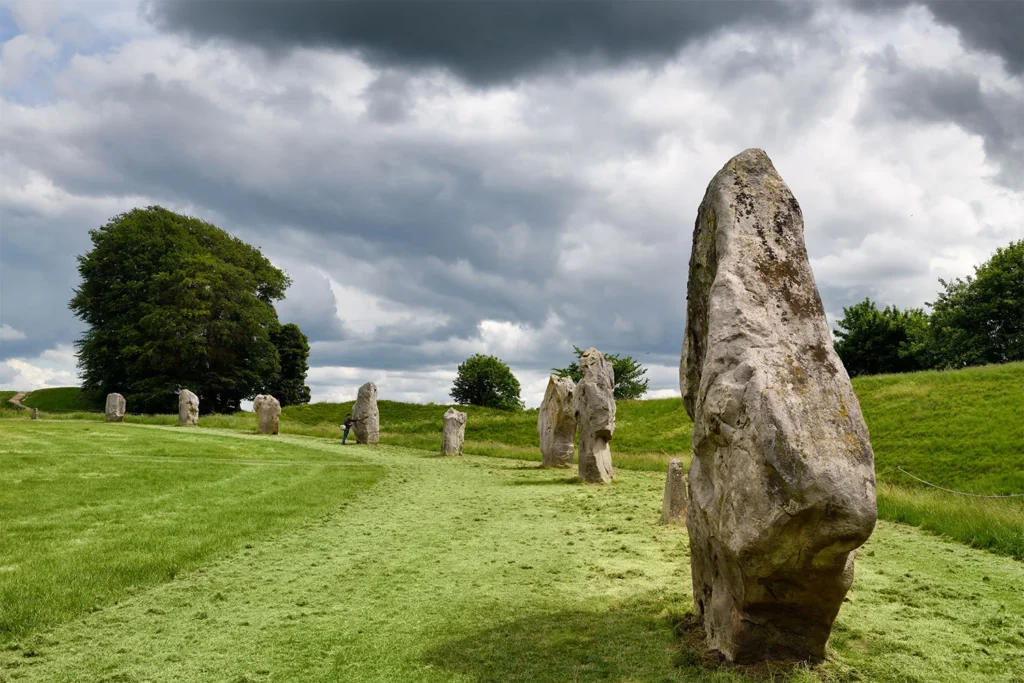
[552, 346, 649, 400]
[69, 206, 310, 414]
[450, 354, 524, 411]
[832, 299, 931, 377]
[266, 323, 312, 407]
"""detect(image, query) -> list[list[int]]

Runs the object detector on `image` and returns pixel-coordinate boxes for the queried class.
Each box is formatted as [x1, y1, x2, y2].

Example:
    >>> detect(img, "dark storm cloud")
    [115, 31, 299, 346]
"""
[856, 0, 1024, 75]
[144, 0, 813, 86]
[858, 47, 1024, 189]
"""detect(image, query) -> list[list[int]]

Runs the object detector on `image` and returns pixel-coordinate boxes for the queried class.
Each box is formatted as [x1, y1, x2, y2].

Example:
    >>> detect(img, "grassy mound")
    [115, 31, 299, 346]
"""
[19, 387, 101, 413]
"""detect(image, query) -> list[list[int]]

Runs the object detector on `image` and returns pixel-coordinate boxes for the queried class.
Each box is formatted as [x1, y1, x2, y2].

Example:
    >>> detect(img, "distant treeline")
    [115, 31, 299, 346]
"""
[833, 239, 1023, 377]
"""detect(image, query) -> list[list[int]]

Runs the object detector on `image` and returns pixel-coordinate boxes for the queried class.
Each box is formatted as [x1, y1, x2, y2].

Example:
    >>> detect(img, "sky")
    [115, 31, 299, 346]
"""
[1, 0, 1022, 408]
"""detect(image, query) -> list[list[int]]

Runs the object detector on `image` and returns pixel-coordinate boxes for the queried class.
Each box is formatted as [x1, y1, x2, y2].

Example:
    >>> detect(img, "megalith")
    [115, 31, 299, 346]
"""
[105, 393, 126, 422]
[660, 458, 687, 525]
[680, 148, 877, 663]
[30, 408, 39, 420]
[254, 394, 281, 434]
[352, 382, 379, 444]
[573, 348, 615, 484]
[441, 407, 467, 456]
[178, 389, 199, 426]
[538, 375, 577, 468]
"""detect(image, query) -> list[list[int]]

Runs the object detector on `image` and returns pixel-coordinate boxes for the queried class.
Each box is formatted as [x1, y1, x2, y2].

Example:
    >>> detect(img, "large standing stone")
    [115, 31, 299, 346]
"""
[538, 375, 577, 468]
[660, 458, 687, 525]
[680, 149, 877, 663]
[254, 394, 281, 435]
[441, 407, 467, 456]
[352, 382, 379, 444]
[105, 393, 126, 422]
[573, 348, 615, 484]
[178, 389, 199, 426]
[30, 408, 39, 420]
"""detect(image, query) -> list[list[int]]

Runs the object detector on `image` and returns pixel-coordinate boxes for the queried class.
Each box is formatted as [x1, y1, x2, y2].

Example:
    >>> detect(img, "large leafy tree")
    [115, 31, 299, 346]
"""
[552, 345, 650, 400]
[832, 298, 931, 377]
[69, 206, 299, 414]
[928, 240, 1023, 368]
[267, 323, 312, 407]
[450, 354, 524, 411]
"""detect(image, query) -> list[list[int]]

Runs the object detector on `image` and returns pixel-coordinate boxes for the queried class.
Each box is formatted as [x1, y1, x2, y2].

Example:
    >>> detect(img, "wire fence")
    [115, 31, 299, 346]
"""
[878, 465, 1024, 499]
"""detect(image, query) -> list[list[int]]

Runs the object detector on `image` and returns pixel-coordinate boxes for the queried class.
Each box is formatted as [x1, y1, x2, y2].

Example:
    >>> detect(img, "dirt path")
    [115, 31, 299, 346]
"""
[7, 391, 27, 410]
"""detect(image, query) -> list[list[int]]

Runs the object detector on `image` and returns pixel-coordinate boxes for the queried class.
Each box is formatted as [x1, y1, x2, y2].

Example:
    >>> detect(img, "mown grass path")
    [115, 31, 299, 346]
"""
[1, 424, 1022, 682]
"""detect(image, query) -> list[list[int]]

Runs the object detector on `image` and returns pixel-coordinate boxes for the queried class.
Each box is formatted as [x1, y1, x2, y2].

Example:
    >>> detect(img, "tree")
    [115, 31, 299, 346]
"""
[266, 323, 311, 407]
[450, 354, 524, 411]
[551, 345, 650, 400]
[928, 239, 1024, 368]
[69, 206, 301, 414]
[832, 298, 931, 377]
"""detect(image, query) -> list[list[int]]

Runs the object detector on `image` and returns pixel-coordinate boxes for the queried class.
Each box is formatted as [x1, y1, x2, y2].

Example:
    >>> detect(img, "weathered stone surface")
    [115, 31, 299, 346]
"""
[660, 458, 687, 525]
[538, 375, 577, 468]
[352, 382, 379, 444]
[30, 408, 39, 420]
[573, 348, 615, 484]
[178, 389, 199, 426]
[254, 394, 281, 435]
[680, 148, 877, 663]
[441, 407, 467, 456]
[105, 393, 126, 422]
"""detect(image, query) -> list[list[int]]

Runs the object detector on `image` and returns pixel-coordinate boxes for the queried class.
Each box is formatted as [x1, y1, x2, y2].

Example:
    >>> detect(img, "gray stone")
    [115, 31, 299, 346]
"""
[352, 382, 380, 444]
[680, 148, 877, 663]
[30, 408, 39, 420]
[573, 348, 615, 484]
[538, 375, 577, 468]
[441, 407, 467, 456]
[105, 393, 126, 422]
[660, 458, 687, 525]
[178, 389, 199, 426]
[254, 394, 281, 434]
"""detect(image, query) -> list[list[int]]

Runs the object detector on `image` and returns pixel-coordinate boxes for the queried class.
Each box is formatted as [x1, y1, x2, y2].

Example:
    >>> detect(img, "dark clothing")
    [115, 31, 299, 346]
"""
[344, 417, 354, 428]
[342, 416, 356, 444]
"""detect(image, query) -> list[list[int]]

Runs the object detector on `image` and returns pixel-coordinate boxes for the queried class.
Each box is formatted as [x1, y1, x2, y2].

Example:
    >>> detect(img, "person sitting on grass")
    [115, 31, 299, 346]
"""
[341, 413, 359, 444]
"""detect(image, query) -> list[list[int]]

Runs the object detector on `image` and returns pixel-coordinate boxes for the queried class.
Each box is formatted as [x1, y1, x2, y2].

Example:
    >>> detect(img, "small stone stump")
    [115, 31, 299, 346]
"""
[680, 148, 877, 663]
[441, 407, 467, 456]
[352, 382, 379, 444]
[538, 375, 576, 468]
[573, 347, 615, 484]
[660, 458, 687, 525]
[30, 408, 39, 420]
[178, 389, 199, 426]
[254, 394, 281, 434]
[105, 393, 126, 422]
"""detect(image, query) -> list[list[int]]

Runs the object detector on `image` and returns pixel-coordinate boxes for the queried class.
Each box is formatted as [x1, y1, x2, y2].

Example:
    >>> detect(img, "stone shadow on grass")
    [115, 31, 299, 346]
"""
[507, 476, 580, 486]
[421, 593, 810, 682]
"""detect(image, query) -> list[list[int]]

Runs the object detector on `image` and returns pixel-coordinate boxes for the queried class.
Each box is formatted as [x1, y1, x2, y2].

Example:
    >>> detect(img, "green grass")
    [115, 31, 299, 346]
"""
[1, 424, 1021, 682]
[0, 421, 383, 641]
[18, 388, 100, 413]
[7, 361, 1023, 558]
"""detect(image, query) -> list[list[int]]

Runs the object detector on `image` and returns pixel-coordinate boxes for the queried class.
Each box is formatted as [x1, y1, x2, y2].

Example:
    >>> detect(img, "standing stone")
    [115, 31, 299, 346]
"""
[660, 458, 687, 525]
[573, 348, 615, 484]
[441, 407, 467, 456]
[178, 389, 199, 426]
[105, 393, 126, 422]
[680, 148, 877, 663]
[30, 408, 39, 420]
[538, 375, 577, 468]
[352, 382, 379, 444]
[253, 394, 281, 435]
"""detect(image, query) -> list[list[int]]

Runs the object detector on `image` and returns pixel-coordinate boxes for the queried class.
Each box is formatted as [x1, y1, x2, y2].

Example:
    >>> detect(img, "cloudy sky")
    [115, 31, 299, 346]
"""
[1, 0, 1022, 407]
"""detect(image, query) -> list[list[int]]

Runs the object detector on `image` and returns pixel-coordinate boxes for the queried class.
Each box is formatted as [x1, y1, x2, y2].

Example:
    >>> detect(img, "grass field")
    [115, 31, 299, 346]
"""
[9, 362, 1024, 559]
[17, 387, 100, 413]
[0, 421, 1021, 682]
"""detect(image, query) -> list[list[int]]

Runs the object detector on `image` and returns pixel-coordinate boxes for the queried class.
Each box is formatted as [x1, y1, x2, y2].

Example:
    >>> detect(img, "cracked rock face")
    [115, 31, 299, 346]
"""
[105, 393, 126, 422]
[353, 382, 380, 444]
[441, 407, 467, 456]
[254, 394, 281, 435]
[538, 375, 576, 468]
[573, 348, 615, 484]
[178, 389, 199, 426]
[680, 148, 877, 663]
